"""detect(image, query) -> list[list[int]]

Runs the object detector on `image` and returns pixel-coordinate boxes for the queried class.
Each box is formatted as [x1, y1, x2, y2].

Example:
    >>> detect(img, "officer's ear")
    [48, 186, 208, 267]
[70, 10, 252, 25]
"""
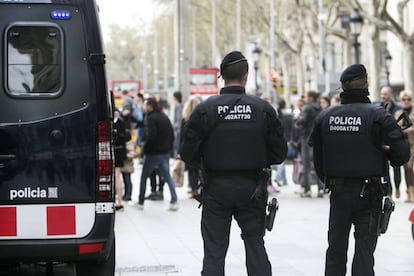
[242, 72, 248, 85]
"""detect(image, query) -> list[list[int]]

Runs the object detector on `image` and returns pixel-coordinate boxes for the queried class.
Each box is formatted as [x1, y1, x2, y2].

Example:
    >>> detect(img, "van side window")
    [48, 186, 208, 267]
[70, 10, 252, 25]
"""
[6, 25, 62, 95]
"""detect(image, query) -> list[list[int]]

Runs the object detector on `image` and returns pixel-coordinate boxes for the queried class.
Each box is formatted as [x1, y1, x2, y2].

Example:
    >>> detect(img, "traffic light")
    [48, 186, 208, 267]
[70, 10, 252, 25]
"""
[271, 72, 279, 89]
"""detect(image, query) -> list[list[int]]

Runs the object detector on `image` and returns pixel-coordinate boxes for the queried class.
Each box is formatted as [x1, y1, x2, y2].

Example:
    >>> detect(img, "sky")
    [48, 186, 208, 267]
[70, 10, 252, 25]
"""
[96, 0, 158, 38]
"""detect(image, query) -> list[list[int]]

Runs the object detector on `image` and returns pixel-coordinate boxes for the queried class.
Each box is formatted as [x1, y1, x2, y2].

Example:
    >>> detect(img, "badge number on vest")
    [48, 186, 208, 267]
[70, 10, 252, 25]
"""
[217, 104, 255, 121]
[328, 116, 362, 132]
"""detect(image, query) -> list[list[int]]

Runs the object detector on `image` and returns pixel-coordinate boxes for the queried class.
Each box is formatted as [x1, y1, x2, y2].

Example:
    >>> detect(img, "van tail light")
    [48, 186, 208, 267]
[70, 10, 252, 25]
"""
[79, 243, 104, 254]
[96, 120, 114, 202]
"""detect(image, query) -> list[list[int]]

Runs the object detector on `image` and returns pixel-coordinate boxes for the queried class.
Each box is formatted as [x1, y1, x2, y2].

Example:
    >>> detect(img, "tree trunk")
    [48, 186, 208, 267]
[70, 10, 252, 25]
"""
[403, 41, 414, 92]
[369, 27, 381, 102]
[296, 53, 305, 97]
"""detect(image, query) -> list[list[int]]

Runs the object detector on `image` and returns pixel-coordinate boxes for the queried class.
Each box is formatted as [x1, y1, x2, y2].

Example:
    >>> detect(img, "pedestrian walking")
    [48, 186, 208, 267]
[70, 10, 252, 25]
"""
[378, 86, 403, 198]
[121, 89, 134, 131]
[311, 64, 410, 276]
[137, 98, 178, 211]
[113, 110, 127, 211]
[320, 96, 331, 110]
[274, 99, 293, 186]
[172, 91, 183, 157]
[394, 90, 414, 202]
[181, 95, 203, 198]
[296, 90, 323, 197]
[121, 130, 138, 201]
[180, 51, 287, 276]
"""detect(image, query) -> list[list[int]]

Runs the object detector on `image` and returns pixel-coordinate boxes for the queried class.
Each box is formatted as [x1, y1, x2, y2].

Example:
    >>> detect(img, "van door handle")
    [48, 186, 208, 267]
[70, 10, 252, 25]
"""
[0, 154, 16, 169]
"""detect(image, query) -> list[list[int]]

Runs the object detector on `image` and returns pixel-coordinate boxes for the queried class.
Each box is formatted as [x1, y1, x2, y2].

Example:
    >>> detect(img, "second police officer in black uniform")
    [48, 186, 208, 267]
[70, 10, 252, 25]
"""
[311, 64, 410, 276]
[180, 51, 287, 276]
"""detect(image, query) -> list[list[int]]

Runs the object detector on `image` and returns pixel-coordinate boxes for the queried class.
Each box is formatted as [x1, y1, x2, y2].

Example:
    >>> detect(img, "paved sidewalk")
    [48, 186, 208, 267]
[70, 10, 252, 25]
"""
[115, 163, 414, 275]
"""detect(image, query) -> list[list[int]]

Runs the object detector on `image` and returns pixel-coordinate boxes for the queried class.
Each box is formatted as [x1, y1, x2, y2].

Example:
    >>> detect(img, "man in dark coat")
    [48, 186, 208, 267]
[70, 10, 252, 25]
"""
[137, 98, 178, 211]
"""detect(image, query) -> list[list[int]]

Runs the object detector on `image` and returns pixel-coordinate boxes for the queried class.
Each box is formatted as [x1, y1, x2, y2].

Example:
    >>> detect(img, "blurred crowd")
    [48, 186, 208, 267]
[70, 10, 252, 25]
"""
[110, 85, 414, 211]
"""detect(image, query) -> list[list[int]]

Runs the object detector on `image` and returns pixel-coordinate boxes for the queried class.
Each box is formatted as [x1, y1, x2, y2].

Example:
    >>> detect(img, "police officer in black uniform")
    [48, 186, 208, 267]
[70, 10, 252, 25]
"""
[311, 64, 410, 276]
[180, 51, 287, 276]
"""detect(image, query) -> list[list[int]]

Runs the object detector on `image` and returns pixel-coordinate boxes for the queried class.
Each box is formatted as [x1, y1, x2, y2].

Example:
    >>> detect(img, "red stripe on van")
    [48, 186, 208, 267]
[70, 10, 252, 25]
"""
[0, 207, 17, 236]
[46, 206, 76, 235]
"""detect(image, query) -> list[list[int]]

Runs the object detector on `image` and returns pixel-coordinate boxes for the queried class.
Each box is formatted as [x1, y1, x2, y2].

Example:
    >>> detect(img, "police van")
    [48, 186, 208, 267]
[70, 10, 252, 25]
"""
[0, 0, 115, 275]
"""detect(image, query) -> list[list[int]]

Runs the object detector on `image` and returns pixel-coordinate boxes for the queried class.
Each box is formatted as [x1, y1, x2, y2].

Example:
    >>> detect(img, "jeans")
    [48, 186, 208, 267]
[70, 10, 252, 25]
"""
[139, 154, 177, 204]
[122, 172, 132, 199]
[275, 162, 287, 185]
[150, 168, 165, 193]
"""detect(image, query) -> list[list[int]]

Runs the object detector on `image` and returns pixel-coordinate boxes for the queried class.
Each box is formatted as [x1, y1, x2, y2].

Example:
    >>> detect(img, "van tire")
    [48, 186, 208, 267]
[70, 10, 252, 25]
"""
[75, 237, 115, 276]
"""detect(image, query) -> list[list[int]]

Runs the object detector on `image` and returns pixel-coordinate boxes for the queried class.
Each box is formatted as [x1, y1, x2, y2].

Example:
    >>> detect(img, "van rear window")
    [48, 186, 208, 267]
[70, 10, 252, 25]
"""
[6, 24, 62, 96]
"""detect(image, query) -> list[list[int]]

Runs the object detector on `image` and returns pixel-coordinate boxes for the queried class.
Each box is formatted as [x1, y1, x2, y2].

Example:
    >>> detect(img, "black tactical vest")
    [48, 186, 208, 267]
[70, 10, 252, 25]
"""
[201, 93, 267, 171]
[321, 103, 386, 178]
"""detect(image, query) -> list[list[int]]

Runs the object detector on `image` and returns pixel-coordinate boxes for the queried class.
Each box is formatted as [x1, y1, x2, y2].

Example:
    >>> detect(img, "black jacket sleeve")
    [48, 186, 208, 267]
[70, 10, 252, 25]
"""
[310, 114, 324, 182]
[142, 114, 157, 154]
[265, 104, 288, 165]
[377, 109, 410, 166]
[179, 105, 207, 168]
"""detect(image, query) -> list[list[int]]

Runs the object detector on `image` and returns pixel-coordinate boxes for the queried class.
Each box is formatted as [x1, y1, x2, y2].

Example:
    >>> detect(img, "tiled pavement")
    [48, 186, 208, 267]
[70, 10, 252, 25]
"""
[115, 163, 414, 276]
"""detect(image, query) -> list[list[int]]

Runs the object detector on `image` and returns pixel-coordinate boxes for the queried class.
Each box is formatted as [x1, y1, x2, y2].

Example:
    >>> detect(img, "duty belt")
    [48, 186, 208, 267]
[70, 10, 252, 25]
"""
[326, 176, 386, 186]
[207, 169, 261, 177]
[326, 176, 387, 197]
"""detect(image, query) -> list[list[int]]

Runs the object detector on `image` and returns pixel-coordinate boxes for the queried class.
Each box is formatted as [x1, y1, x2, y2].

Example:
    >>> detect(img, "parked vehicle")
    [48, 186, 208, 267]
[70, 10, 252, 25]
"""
[0, 0, 115, 275]
[190, 67, 220, 98]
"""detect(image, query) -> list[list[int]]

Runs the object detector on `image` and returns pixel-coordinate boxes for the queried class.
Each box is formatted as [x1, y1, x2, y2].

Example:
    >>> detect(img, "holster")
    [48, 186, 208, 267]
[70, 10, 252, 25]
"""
[251, 168, 271, 202]
[378, 197, 395, 234]
[252, 168, 279, 232]
[265, 198, 279, 231]
[195, 167, 208, 208]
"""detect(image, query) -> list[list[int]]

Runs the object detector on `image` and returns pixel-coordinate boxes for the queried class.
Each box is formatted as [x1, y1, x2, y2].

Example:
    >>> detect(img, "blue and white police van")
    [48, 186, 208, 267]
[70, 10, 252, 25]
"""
[0, 0, 115, 275]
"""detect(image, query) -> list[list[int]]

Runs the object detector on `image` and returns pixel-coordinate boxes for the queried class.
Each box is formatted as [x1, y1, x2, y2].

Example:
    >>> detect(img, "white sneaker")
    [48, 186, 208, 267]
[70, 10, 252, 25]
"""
[169, 202, 179, 211]
[136, 203, 144, 210]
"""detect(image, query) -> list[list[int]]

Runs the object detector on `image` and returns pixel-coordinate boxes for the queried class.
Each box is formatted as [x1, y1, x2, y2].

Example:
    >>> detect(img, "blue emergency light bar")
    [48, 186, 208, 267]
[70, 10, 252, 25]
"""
[0, 0, 52, 3]
[50, 10, 71, 20]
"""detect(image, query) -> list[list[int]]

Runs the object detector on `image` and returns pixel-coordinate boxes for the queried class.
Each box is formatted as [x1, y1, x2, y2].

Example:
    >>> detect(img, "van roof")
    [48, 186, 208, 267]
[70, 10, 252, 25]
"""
[0, 0, 93, 4]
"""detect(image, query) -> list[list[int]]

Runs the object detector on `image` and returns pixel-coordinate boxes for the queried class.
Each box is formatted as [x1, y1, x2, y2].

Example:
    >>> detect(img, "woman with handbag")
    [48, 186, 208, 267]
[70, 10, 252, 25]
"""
[395, 90, 414, 202]
[180, 95, 203, 198]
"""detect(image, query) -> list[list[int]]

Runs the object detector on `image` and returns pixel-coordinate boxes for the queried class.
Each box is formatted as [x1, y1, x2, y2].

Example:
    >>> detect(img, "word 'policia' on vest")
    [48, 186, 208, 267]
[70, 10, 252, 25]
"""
[329, 116, 362, 125]
[217, 104, 253, 120]
[217, 104, 252, 114]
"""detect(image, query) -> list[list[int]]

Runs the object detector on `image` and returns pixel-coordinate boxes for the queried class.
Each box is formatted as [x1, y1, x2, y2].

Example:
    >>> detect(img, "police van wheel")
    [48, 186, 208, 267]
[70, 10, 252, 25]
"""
[76, 237, 115, 276]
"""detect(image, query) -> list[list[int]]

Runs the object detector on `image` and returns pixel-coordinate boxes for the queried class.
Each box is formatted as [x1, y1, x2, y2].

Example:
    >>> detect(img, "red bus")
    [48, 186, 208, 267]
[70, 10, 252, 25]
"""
[190, 68, 220, 97]
[109, 79, 142, 99]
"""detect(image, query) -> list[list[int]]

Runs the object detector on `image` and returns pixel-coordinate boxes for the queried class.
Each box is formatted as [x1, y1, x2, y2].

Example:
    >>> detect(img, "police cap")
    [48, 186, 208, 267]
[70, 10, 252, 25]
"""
[219, 51, 248, 79]
[340, 64, 367, 83]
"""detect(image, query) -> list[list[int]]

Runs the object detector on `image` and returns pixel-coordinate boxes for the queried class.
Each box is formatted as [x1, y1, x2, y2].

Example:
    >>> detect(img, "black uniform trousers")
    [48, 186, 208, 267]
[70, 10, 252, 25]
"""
[201, 174, 271, 276]
[325, 181, 382, 276]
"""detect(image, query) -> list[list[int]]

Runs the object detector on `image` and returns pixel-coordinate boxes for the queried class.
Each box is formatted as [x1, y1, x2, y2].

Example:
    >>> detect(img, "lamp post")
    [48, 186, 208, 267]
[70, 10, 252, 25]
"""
[349, 9, 364, 64]
[305, 63, 312, 91]
[252, 43, 262, 96]
[384, 49, 392, 86]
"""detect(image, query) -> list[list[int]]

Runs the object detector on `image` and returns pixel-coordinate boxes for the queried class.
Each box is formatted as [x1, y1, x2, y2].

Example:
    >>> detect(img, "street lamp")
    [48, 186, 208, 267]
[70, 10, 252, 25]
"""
[384, 49, 392, 86]
[252, 43, 262, 96]
[305, 63, 312, 91]
[349, 9, 364, 64]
